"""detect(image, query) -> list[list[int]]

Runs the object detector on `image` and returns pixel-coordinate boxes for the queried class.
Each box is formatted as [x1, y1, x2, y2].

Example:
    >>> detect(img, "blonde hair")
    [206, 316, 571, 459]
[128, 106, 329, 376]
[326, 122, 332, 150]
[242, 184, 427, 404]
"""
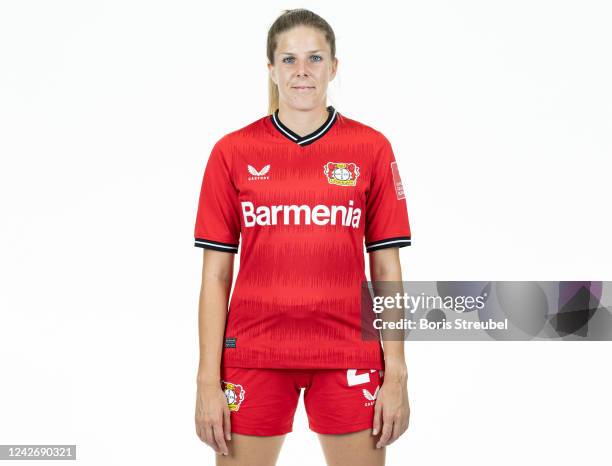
[266, 9, 336, 115]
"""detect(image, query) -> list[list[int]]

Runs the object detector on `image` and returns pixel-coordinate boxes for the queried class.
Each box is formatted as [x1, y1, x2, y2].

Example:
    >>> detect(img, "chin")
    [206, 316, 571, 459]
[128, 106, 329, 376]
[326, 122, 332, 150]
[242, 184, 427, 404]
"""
[289, 95, 323, 107]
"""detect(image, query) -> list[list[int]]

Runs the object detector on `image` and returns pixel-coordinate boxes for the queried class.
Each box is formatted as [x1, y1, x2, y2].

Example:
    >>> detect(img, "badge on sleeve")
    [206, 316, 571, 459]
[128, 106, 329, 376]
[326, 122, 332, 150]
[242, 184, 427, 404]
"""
[390, 161, 405, 200]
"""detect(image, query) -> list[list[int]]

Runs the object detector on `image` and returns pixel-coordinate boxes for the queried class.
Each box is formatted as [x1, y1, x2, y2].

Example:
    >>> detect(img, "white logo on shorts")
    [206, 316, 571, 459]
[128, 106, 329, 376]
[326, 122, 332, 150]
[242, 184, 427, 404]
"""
[362, 386, 380, 401]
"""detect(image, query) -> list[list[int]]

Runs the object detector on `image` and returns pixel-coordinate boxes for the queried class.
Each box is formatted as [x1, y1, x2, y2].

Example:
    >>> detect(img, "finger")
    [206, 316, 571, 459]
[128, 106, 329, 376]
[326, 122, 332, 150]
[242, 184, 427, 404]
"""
[372, 400, 382, 435]
[213, 422, 229, 456]
[223, 407, 232, 441]
[388, 416, 403, 445]
[204, 424, 220, 453]
[399, 407, 410, 436]
[202, 424, 212, 449]
[376, 416, 394, 448]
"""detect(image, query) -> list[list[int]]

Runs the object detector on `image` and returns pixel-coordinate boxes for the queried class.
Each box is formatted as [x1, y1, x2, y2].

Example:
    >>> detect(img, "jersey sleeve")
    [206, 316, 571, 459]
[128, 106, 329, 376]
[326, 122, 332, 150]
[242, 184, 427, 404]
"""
[364, 135, 412, 253]
[193, 138, 241, 253]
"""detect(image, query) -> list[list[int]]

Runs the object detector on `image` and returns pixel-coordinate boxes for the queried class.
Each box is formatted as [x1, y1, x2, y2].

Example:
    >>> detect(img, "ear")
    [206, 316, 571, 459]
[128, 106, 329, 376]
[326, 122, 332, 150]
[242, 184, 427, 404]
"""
[267, 62, 277, 85]
[329, 57, 339, 81]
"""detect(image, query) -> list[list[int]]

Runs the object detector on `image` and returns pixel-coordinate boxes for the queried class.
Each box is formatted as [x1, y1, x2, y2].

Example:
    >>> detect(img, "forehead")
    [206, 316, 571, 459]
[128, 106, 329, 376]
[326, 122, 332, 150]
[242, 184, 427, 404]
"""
[275, 26, 330, 54]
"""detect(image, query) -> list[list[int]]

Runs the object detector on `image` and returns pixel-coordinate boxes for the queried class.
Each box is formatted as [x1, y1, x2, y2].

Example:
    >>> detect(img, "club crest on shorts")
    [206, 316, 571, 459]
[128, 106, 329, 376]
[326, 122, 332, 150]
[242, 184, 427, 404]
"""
[221, 380, 246, 411]
[324, 162, 360, 186]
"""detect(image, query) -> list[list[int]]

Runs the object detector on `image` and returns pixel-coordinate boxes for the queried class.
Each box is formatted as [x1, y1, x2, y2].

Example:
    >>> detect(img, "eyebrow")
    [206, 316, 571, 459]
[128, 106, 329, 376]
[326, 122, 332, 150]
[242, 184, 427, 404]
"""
[279, 50, 324, 55]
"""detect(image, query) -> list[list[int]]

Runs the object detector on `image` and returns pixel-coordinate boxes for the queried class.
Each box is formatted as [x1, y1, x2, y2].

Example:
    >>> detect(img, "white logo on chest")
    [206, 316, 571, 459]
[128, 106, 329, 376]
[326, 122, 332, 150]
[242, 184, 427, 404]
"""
[241, 200, 361, 228]
[247, 164, 270, 180]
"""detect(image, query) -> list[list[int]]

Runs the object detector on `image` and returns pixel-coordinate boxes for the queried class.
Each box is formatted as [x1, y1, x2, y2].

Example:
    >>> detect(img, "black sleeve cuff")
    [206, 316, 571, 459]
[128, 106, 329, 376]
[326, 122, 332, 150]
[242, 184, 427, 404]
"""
[365, 236, 411, 253]
[194, 237, 239, 254]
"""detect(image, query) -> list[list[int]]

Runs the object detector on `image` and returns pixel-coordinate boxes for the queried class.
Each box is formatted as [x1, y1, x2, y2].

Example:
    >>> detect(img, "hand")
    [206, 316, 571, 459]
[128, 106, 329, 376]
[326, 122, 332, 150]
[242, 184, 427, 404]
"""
[195, 382, 232, 456]
[372, 367, 410, 448]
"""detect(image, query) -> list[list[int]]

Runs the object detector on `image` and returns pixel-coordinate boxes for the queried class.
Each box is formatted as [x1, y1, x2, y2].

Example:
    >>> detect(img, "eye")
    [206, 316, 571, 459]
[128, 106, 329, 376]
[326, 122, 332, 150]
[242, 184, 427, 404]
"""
[310, 55, 322, 62]
[282, 56, 295, 64]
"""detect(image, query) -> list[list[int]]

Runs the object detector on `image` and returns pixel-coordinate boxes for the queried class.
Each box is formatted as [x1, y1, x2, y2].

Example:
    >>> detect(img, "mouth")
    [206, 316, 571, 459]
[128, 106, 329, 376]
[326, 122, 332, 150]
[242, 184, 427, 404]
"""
[292, 86, 315, 91]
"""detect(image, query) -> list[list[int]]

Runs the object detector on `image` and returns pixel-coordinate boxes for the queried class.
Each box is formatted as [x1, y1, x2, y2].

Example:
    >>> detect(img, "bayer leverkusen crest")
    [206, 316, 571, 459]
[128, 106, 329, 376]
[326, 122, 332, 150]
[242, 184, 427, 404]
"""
[324, 162, 360, 186]
[221, 380, 246, 411]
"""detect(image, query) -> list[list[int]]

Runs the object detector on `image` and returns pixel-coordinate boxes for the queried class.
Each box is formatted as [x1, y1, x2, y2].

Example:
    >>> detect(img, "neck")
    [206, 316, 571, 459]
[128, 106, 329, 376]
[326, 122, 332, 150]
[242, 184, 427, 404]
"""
[277, 103, 329, 137]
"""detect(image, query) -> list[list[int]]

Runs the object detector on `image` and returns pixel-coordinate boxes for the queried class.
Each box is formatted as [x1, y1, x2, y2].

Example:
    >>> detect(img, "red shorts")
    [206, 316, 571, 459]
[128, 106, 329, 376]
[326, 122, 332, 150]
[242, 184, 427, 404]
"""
[220, 367, 384, 436]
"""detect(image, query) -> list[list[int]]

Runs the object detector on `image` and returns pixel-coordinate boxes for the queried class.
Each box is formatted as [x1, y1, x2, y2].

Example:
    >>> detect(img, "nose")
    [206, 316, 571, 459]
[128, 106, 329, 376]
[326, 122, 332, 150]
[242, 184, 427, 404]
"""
[296, 57, 309, 77]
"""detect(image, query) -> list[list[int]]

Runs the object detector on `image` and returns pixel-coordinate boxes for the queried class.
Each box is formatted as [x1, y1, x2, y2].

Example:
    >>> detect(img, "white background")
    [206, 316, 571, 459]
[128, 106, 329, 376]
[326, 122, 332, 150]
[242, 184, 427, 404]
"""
[1, 1, 611, 465]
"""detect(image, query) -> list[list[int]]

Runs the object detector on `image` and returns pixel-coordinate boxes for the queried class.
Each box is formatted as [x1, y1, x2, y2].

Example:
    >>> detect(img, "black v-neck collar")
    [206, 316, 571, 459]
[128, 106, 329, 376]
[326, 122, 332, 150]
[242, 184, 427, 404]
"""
[270, 105, 338, 146]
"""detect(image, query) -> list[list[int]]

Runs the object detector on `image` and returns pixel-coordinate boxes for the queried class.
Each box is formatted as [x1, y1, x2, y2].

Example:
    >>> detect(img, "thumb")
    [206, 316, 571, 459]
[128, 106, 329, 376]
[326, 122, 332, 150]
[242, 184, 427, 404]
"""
[372, 398, 382, 435]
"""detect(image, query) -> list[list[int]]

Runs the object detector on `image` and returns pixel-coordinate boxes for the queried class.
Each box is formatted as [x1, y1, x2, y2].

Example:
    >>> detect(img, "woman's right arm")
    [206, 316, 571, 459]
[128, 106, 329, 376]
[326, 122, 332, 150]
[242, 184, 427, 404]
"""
[194, 249, 235, 456]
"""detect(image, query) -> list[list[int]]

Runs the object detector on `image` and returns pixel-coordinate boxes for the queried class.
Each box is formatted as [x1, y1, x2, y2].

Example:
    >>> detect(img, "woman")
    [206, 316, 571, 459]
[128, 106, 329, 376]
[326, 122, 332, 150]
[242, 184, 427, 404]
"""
[194, 9, 412, 466]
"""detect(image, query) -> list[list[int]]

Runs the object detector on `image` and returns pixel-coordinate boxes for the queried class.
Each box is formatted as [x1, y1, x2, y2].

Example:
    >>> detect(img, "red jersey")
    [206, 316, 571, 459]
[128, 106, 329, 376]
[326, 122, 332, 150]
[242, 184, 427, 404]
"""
[194, 106, 411, 369]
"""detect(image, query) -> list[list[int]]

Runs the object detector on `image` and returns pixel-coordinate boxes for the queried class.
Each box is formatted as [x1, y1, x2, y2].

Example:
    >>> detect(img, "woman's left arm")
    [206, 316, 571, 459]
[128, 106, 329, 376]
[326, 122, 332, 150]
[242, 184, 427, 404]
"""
[368, 247, 410, 449]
